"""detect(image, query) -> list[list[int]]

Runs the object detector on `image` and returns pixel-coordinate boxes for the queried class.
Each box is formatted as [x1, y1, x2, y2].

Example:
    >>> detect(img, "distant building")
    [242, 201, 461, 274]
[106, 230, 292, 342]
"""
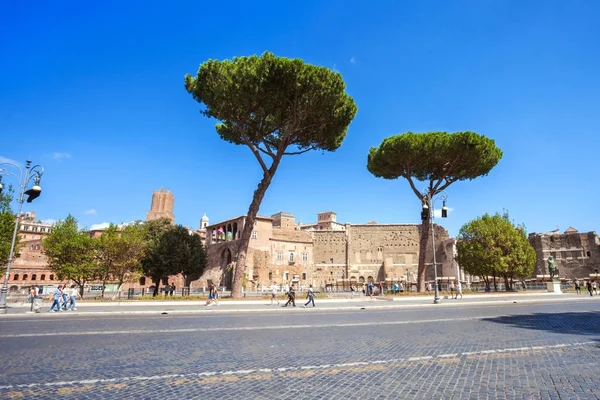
[146, 189, 175, 223]
[200, 211, 457, 290]
[528, 228, 600, 279]
[298, 211, 346, 231]
[8, 212, 57, 292]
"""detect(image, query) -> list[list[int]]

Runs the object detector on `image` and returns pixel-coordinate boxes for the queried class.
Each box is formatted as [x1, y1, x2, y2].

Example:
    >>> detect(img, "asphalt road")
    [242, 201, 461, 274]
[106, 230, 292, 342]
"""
[1, 298, 600, 399]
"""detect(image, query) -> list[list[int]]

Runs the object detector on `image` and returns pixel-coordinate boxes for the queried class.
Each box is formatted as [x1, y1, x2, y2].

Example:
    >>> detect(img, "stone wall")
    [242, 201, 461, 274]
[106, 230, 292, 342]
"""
[312, 223, 452, 287]
[529, 231, 600, 279]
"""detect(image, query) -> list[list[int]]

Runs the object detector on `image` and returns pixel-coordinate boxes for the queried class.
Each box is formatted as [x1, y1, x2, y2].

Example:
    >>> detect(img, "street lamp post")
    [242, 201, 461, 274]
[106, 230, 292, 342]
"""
[421, 190, 448, 304]
[0, 159, 44, 315]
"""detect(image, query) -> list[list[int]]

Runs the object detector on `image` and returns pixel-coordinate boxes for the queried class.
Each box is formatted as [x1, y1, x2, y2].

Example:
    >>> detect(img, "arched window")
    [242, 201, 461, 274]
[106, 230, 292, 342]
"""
[23, 274, 28, 281]
[139, 277, 146, 286]
[359, 276, 365, 283]
[368, 276, 374, 283]
[41, 274, 46, 281]
[13, 274, 19, 281]
[289, 252, 295, 262]
[32, 274, 37, 281]
[49, 274, 54, 280]
[268, 272, 273, 281]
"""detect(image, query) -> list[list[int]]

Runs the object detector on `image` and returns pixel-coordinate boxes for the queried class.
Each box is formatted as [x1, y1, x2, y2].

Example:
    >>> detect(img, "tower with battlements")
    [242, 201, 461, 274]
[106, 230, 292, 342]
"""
[146, 189, 175, 224]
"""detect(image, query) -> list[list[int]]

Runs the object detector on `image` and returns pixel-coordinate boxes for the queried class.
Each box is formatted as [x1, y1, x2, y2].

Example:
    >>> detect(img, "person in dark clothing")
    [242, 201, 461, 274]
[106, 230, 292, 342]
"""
[283, 284, 296, 307]
[170, 282, 175, 296]
[587, 281, 593, 297]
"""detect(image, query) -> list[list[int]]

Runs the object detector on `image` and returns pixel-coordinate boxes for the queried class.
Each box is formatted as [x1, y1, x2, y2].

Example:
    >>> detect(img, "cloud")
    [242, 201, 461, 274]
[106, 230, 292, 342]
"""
[332, 63, 339, 72]
[50, 152, 72, 161]
[90, 222, 110, 230]
[85, 209, 97, 215]
[433, 207, 454, 218]
[41, 218, 57, 225]
[0, 156, 20, 166]
[89, 221, 136, 230]
[349, 56, 356, 64]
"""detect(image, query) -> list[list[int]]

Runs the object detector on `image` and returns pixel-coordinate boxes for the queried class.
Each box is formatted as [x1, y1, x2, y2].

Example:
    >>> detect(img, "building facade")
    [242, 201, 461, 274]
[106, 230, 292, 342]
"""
[528, 228, 600, 280]
[7, 212, 57, 292]
[200, 211, 457, 290]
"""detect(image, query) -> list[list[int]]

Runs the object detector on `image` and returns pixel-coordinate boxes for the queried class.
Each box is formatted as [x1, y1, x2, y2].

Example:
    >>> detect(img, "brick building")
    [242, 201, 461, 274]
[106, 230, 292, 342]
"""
[528, 228, 600, 280]
[200, 211, 458, 290]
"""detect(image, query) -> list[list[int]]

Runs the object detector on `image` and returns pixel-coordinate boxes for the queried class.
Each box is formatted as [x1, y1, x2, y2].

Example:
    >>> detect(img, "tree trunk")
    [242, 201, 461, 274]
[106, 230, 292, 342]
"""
[483, 276, 490, 291]
[231, 163, 279, 299]
[417, 217, 431, 292]
[493, 272, 498, 291]
[78, 281, 85, 299]
[152, 278, 159, 296]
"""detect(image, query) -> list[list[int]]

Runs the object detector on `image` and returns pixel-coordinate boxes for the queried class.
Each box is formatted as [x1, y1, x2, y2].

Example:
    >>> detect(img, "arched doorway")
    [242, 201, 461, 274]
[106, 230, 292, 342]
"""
[221, 248, 233, 290]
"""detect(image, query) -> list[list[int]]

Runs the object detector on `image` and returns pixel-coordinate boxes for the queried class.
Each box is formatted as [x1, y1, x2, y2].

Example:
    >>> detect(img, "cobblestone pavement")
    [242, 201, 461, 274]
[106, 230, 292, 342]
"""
[1, 299, 600, 399]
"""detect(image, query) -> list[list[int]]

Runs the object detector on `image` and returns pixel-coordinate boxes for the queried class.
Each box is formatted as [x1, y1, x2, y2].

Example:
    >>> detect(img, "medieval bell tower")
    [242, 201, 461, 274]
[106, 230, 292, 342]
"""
[146, 189, 175, 224]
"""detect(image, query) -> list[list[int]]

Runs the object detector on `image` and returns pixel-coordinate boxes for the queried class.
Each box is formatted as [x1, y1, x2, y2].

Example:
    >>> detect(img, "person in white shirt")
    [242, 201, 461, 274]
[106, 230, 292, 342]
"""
[270, 282, 279, 305]
[455, 281, 463, 299]
[303, 285, 315, 308]
[67, 284, 80, 311]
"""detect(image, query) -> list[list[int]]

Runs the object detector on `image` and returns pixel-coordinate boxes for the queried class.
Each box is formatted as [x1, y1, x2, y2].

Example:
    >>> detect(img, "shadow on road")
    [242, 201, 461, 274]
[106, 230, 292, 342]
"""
[483, 311, 600, 340]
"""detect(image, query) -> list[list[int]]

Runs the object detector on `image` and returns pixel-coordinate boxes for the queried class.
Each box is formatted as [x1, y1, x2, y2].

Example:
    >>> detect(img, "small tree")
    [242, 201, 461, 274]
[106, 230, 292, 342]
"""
[112, 222, 146, 290]
[185, 52, 357, 298]
[181, 232, 207, 289]
[456, 212, 536, 291]
[0, 185, 18, 273]
[367, 131, 503, 291]
[142, 218, 175, 296]
[43, 215, 95, 297]
[94, 224, 120, 298]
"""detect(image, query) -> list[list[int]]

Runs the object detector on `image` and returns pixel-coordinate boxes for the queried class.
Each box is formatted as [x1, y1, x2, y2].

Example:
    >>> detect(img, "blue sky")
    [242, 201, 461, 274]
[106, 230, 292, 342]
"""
[1, 0, 598, 236]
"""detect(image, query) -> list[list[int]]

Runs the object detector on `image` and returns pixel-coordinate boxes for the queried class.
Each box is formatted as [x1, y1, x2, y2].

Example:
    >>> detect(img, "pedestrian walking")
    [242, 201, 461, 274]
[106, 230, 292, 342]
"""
[283, 284, 296, 307]
[61, 286, 69, 310]
[212, 283, 220, 305]
[398, 282, 404, 293]
[574, 280, 581, 295]
[350, 284, 355, 298]
[449, 281, 455, 299]
[304, 285, 315, 308]
[270, 282, 280, 305]
[593, 281, 598, 295]
[587, 281, 593, 297]
[379, 282, 384, 296]
[48, 285, 63, 312]
[67, 284, 79, 311]
[170, 282, 175, 296]
[368, 282, 374, 299]
[455, 281, 463, 299]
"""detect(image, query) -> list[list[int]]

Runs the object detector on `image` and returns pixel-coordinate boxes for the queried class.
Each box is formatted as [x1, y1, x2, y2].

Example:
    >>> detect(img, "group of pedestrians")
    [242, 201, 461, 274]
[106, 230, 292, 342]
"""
[268, 282, 316, 308]
[582, 280, 597, 296]
[164, 282, 176, 297]
[48, 284, 79, 312]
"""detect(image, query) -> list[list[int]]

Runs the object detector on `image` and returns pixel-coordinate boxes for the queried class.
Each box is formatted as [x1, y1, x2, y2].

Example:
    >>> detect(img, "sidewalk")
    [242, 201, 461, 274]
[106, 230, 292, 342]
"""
[2, 292, 592, 317]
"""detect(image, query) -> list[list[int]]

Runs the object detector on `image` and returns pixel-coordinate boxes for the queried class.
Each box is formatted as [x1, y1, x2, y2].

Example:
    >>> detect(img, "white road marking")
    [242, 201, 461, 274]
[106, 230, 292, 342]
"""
[0, 315, 496, 338]
[0, 341, 593, 391]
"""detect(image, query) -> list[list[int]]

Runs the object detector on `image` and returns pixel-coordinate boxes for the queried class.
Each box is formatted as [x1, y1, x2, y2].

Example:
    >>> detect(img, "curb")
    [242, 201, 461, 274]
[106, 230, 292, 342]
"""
[0, 296, 591, 318]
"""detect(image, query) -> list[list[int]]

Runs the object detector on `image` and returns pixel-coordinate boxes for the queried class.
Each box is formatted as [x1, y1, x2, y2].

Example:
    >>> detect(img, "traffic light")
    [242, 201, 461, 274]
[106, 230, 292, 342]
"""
[25, 185, 41, 203]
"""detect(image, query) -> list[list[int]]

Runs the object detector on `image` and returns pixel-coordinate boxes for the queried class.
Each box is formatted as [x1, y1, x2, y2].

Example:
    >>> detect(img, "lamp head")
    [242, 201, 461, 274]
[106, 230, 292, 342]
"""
[441, 200, 448, 218]
[25, 176, 42, 203]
